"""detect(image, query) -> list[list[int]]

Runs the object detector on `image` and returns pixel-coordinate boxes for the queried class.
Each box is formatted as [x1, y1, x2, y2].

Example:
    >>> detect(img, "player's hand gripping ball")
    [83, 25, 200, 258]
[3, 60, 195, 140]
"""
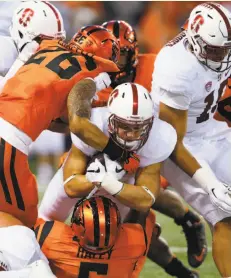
[86, 153, 126, 185]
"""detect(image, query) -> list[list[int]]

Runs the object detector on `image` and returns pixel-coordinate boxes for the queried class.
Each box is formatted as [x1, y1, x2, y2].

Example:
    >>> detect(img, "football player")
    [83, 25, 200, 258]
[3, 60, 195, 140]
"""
[36, 196, 156, 278]
[0, 2, 128, 275]
[39, 83, 199, 277]
[151, 2, 231, 277]
[98, 20, 207, 269]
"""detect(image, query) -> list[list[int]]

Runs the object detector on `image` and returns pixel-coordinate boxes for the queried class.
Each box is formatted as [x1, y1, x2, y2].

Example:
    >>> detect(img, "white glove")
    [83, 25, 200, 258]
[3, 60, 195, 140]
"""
[193, 166, 231, 213]
[209, 182, 231, 213]
[93, 72, 111, 92]
[18, 41, 39, 63]
[104, 154, 126, 180]
[86, 158, 106, 183]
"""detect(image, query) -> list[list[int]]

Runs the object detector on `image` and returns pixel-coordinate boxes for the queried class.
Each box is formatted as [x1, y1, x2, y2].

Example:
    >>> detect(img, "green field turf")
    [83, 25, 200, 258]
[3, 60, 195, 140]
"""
[140, 212, 220, 278]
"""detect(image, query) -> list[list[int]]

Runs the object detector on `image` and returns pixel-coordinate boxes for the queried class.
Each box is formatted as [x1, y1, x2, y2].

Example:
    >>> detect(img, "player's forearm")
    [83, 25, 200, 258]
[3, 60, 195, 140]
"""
[69, 115, 109, 150]
[116, 183, 155, 212]
[64, 174, 94, 198]
[68, 78, 95, 121]
[170, 141, 201, 177]
[67, 78, 109, 150]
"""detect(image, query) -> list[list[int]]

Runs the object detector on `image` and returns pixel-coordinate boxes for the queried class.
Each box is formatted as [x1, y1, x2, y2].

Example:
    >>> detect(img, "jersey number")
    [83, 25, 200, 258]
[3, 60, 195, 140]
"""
[78, 262, 108, 277]
[217, 96, 231, 122]
[25, 47, 96, 79]
[196, 78, 228, 124]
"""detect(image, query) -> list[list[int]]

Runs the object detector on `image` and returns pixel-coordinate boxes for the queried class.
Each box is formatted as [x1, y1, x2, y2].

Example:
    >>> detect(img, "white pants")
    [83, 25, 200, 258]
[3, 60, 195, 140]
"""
[0, 226, 47, 270]
[38, 165, 130, 222]
[162, 133, 231, 226]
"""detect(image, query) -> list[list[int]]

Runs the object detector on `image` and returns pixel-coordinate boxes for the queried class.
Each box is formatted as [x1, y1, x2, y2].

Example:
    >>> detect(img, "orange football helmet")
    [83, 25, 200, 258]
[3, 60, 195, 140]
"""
[68, 25, 120, 64]
[71, 196, 121, 253]
[102, 20, 138, 73]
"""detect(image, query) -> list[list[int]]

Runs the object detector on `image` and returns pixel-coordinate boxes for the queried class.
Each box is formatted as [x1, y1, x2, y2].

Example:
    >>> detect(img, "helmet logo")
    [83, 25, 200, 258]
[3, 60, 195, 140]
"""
[205, 81, 212, 92]
[108, 89, 119, 106]
[19, 8, 34, 27]
[191, 15, 204, 33]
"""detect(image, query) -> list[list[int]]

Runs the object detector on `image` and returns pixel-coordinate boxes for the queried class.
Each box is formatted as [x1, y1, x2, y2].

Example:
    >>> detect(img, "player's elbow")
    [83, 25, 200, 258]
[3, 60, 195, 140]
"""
[64, 183, 77, 199]
[135, 197, 154, 212]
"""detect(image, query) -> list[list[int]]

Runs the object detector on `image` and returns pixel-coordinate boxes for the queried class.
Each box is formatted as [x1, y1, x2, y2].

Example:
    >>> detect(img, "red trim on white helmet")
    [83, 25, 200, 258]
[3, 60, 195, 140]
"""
[208, 3, 231, 40]
[42, 1, 61, 32]
[131, 83, 138, 115]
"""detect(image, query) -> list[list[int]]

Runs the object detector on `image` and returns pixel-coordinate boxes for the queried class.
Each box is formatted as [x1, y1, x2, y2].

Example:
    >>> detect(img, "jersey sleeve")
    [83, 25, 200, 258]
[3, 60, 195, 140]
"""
[140, 119, 177, 166]
[155, 120, 177, 162]
[151, 48, 195, 110]
[0, 36, 18, 77]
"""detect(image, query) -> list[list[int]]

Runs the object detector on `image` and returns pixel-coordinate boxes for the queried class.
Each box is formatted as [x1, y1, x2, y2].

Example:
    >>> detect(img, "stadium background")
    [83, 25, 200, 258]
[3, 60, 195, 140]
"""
[1, 1, 229, 277]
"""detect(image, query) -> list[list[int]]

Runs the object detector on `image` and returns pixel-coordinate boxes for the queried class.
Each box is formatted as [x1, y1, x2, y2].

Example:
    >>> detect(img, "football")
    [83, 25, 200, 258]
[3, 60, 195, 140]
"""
[87, 152, 107, 169]
[87, 152, 126, 180]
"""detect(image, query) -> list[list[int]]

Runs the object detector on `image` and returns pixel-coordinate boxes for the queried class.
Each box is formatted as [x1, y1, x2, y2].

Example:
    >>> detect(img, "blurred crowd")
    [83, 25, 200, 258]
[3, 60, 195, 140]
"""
[53, 1, 231, 53]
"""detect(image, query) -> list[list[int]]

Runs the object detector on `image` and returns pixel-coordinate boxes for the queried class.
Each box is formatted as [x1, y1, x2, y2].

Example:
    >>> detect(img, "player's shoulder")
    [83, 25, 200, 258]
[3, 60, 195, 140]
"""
[39, 39, 64, 51]
[0, 35, 18, 76]
[119, 223, 145, 244]
[139, 118, 177, 165]
[155, 32, 200, 81]
[90, 107, 109, 132]
[36, 219, 71, 239]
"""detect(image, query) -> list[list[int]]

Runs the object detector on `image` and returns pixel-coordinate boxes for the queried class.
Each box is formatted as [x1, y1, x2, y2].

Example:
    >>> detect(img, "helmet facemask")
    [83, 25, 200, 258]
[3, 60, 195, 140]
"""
[108, 114, 154, 152]
[191, 35, 231, 72]
[185, 3, 231, 73]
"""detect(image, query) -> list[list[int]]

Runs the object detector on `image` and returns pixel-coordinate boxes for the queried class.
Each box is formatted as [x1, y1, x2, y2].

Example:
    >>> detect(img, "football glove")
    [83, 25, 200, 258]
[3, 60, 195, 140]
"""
[86, 158, 106, 184]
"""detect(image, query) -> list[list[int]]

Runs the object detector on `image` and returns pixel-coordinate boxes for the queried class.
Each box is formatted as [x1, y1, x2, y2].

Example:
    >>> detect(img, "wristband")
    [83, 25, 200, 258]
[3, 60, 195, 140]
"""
[101, 173, 124, 196]
[192, 167, 220, 193]
[103, 137, 124, 161]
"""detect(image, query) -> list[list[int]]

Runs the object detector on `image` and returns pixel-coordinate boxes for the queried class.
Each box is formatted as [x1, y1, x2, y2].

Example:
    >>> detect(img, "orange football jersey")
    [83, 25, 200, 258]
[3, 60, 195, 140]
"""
[215, 79, 231, 127]
[92, 53, 156, 107]
[35, 211, 155, 278]
[0, 40, 118, 141]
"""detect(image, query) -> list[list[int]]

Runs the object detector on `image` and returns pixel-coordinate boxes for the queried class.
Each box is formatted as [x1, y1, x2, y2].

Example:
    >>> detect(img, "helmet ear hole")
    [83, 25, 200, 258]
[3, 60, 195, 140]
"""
[18, 31, 23, 39]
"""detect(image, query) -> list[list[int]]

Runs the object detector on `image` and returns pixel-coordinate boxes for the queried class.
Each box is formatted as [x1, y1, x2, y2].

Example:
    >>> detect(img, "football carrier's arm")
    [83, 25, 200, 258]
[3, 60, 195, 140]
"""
[63, 145, 95, 198]
[114, 163, 161, 212]
[67, 78, 125, 159]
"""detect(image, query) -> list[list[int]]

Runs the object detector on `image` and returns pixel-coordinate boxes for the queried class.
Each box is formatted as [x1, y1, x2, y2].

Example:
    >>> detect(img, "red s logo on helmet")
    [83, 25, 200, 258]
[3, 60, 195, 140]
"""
[19, 8, 34, 27]
[191, 15, 204, 33]
[108, 89, 119, 106]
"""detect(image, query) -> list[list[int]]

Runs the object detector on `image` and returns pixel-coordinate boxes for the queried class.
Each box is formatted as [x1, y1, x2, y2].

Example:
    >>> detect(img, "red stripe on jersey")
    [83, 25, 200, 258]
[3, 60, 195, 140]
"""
[43, 1, 61, 32]
[209, 3, 231, 40]
[131, 83, 138, 115]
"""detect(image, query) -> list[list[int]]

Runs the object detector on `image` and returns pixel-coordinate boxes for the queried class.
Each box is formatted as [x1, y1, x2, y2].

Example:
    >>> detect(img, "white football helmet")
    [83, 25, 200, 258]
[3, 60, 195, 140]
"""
[186, 2, 231, 72]
[10, 1, 66, 51]
[108, 83, 154, 151]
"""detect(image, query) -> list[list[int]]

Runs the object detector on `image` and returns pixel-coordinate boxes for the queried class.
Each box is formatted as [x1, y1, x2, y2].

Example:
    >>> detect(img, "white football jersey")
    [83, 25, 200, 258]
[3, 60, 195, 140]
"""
[71, 107, 177, 184]
[0, 35, 18, 77]
[151, 31, 231, 139]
